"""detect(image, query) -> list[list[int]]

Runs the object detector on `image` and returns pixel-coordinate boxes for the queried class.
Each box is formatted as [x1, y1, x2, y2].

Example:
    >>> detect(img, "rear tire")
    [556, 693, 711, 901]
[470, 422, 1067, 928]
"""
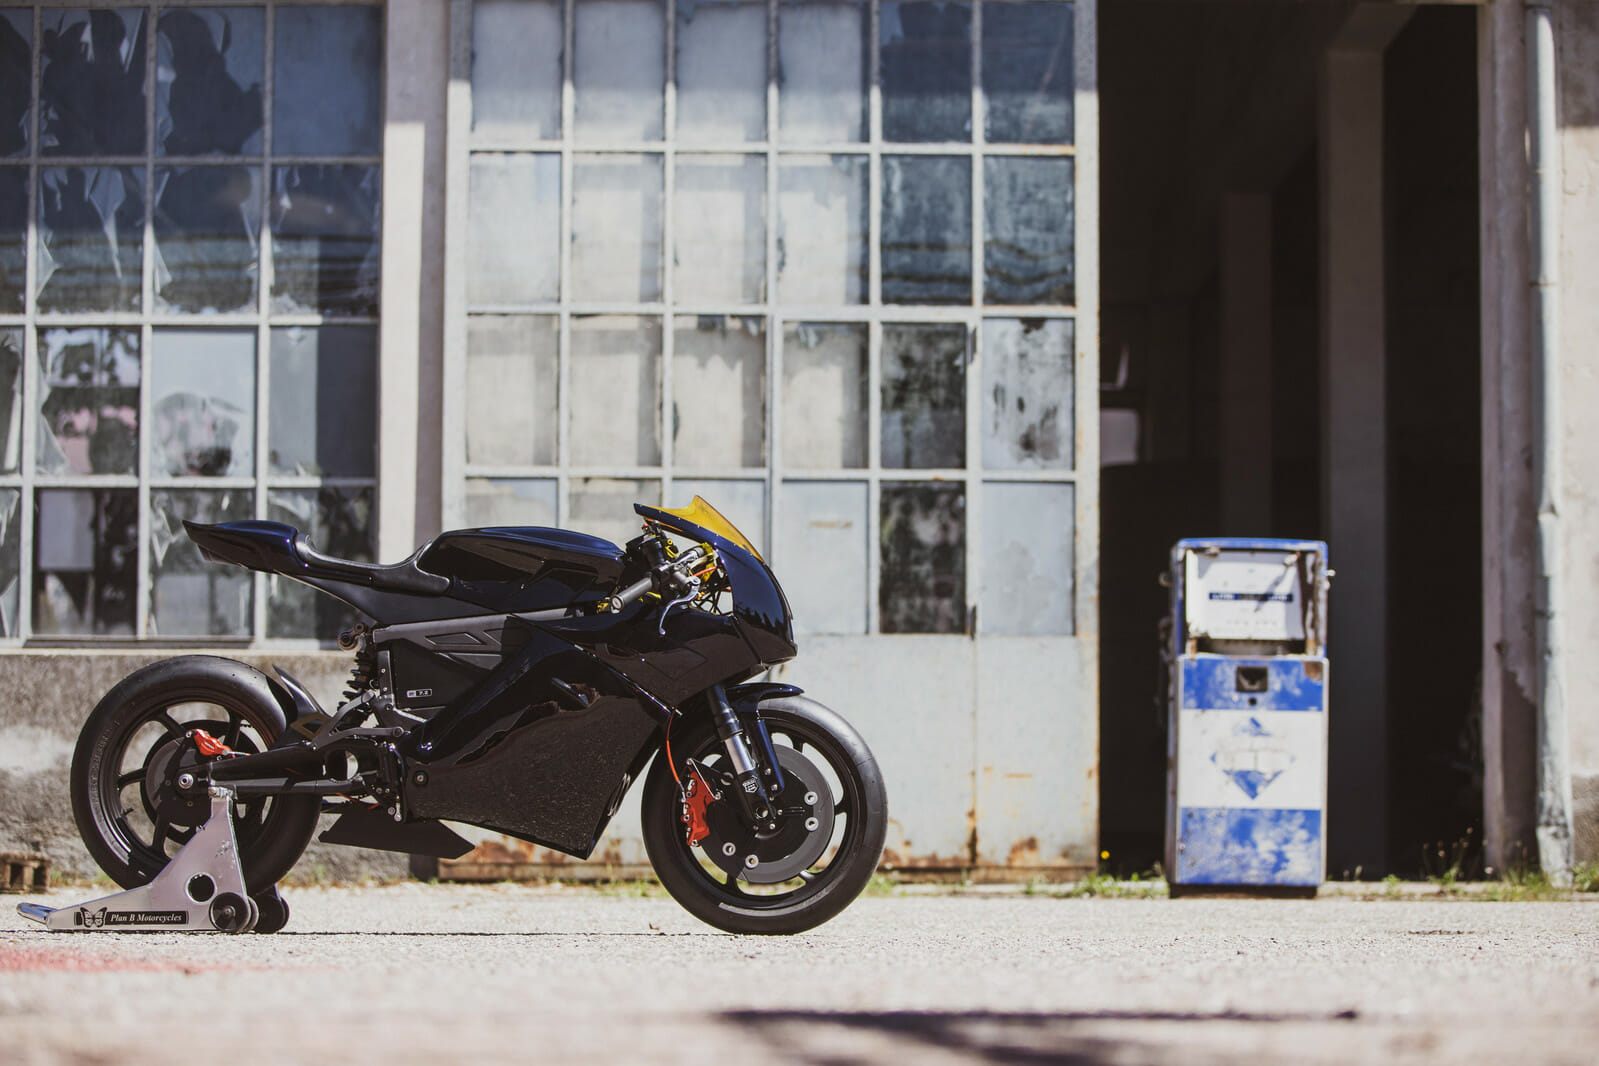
[71, 656, 321, 894]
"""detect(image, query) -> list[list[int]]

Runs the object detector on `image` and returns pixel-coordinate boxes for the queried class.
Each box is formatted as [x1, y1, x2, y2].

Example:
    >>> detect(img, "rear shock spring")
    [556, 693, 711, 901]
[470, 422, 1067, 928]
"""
[338, 623, 375, 701]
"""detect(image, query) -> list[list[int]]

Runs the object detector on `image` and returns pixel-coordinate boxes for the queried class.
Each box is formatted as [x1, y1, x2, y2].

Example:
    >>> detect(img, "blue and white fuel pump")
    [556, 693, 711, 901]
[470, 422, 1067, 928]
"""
[1163, 539, 1331, 892]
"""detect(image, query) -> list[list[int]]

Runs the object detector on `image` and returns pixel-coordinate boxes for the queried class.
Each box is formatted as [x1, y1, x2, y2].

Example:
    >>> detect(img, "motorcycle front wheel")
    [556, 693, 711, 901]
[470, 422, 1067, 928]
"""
[641, 695, 887, 935]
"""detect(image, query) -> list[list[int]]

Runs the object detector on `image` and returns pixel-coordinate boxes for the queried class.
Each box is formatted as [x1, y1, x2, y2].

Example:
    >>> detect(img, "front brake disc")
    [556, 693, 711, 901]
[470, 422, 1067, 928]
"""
[701, 744, 835, 885]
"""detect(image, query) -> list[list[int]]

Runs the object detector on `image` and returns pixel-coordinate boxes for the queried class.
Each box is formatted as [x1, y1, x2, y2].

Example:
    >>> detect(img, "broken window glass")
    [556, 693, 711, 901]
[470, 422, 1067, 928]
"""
[36, 327, 140, 476]
[40, 9, 146, 156]
[468, 154, 561, 305]
[267, 486, 372, 640]
[33, 487, 138, 636]
[151, 329, 255, 478]
[778, 1, 866, 144]
[781, 322, 866, 469]
[674, 478, 765, 553]
[153, 165, 261, 313]
[882, 324, 966, 469]
[0, 10, 31, 158]
[983, 1, 1073, 145]
[466, 315, 558, 467]
[472, 0, 562, 143]
[570, 477, 661, 548]
[465, 478, 557, 528]
[673, 315, 765, 469]
[574, 0, 664, 143]
[674, 155, 765, 305]
[156, 7, 264, 156]
[268, 325, 376, 477]
[981, 317, 1074, 469]
[980, 481, 1073, 634]
[272, 5, 381, 155]
[0, 329, 19, 474]
[777, 480, 866, 634]
[569, 316, 662, 466]
[777, 155, 867, 306]
[677, 1, 766, 143]
[984, 156, 1073, 305]
[149, 489, 253, 637]
[879, 481, 965, 633]
[37, 167, 144, 313]
[0, 167, 23, 311]
[882, 155, 970, 305]
[270, 165, 381, 316]
[879, 1, 970, 143]
[571, 154, 662, 302]
[0, 489, 17, 637]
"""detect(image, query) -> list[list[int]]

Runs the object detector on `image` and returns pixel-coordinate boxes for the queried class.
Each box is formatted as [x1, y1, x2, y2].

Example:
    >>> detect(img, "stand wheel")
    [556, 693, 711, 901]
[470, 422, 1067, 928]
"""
[250, 888, 290, 934]
[209, 892, 253, 933]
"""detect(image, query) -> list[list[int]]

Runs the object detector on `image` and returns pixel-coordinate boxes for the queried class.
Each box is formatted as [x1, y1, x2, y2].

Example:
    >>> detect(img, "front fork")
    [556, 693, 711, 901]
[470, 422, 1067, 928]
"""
[707, 684, 779, 832]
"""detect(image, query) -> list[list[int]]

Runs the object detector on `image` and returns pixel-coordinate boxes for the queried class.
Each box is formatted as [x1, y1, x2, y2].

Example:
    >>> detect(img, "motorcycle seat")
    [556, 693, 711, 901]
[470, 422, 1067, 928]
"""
[184, 520, 451, 595]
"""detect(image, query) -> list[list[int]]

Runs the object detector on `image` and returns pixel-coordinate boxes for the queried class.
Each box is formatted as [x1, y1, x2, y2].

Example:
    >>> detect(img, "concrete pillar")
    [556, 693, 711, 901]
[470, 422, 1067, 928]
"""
[1220, 193, 1273, 533]
[1319, 43, 1388, 874]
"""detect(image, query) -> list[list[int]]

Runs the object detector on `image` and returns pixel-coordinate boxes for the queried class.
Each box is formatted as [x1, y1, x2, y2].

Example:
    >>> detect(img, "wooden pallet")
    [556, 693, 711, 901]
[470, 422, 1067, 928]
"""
[1, 852, 50, 894]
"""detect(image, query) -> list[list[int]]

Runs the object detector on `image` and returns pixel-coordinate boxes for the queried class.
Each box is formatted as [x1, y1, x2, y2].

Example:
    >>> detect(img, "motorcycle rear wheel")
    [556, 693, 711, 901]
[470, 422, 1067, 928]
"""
[642, 696, 887, 935]
[71, 656, 322, 894]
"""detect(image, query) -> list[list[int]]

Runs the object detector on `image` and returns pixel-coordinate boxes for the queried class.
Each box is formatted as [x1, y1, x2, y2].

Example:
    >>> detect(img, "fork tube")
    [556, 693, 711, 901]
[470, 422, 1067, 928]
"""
[708, 684, 773, 827]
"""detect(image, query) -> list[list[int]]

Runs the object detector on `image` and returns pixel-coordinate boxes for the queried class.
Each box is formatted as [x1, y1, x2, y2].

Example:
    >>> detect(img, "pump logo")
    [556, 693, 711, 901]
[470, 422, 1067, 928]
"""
[74, 908, 188, 928]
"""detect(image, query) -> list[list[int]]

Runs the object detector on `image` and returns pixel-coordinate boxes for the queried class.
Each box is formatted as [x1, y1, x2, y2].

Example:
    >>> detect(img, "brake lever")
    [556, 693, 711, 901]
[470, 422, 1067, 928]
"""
[657, 575, 702, 636]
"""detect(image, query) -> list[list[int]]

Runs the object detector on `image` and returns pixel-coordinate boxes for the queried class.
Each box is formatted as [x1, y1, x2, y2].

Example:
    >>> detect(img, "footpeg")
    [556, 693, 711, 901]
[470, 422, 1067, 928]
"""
[17, 787, 268, 933]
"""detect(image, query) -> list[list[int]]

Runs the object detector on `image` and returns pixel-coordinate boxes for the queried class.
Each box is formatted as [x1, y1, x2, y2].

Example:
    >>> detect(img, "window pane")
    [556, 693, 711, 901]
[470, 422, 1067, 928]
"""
[570, 316, 662, 466]
[981, 317, 1073, 469]
[677, 1, 765, 143]
[1, 10, 31, 158]
[777, 155, 867, 306]
[574, 0, 664, 142]
[33, 487, 137, 636]
[468, 154, 560, 305]
[983, 1, 1073, 145]
[37, 327, 139, 476]
[466, 315, 558, 467]
[777, 480, 865, 634]
[272, 5, 381, 155]
[673, 478, 765, 554]
[674, 315, 765, 469]
[40, 9, 146, 156]
[154, 166, 261, 313]
[674, 155, 764, 305]
[267, 486, 372, 640]
[465, 478, 557, 528]
[880, 481, 965, 633]
[151, 329, 255, 478]
[157, 7, 264, 155]
[0, 167, 23, 311]
[0, 328, 19, 474]
[269, 325, 376, 477]
[980, 481, 1073, 634]
[778, 1, 866, 144]
[880, 1, 970, 143]
[37, 167, 143, 313]
[472, 0, 562, 142]
[569, 477, 660, 548]
[882, 155, 970, 305]
[271, 165, 381, 316]
[149, 489, 253, 637]
[985, 156, 1073, 305]
[571, 154, 662, 302]
[781, 322, 865, 469]
[0, 488, 17, 636]
[882, 324, 965, 469]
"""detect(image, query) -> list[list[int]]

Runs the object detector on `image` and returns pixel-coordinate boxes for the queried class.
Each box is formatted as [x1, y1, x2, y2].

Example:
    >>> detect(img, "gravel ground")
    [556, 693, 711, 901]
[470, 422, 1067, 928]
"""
[2, 883, 1596, 1065]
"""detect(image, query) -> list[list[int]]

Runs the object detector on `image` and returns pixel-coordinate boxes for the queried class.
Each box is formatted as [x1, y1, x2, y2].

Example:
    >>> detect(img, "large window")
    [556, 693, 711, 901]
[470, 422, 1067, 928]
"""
[452, 0, 1080, 635]
[0, 2, 382, 642]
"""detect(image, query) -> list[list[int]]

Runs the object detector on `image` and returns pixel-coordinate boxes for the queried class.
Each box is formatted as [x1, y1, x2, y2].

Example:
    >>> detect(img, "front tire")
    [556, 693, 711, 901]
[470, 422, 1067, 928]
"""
[642, 696, 887, 935]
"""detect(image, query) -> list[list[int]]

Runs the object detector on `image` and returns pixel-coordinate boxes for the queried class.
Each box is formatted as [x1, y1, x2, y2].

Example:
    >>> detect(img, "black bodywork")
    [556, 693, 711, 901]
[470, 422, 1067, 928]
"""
[184, 508, 799, 860]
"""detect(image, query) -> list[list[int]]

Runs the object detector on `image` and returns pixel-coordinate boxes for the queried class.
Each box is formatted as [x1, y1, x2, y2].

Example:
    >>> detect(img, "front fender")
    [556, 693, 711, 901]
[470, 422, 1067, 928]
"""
[725, 681, 804, 714]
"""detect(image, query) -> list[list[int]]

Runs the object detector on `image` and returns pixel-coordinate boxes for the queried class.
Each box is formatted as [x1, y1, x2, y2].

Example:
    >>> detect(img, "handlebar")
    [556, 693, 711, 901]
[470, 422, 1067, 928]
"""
[605, 544, 711, 614]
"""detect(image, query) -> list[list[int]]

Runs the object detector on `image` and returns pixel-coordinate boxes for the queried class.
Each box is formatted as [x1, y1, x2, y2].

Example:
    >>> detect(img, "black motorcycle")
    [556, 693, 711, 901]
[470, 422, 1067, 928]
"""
[69, 498, 888, 935]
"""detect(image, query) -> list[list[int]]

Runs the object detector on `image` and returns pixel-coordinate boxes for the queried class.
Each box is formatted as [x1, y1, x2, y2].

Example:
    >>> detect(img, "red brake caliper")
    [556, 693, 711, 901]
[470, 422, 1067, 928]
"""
[191, 729, 236, 758]
[681, 763, 718, 847]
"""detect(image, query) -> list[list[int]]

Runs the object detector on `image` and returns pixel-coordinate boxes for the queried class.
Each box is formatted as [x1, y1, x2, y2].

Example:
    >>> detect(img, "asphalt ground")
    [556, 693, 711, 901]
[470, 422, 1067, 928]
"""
[2, 883, 1596, 1065]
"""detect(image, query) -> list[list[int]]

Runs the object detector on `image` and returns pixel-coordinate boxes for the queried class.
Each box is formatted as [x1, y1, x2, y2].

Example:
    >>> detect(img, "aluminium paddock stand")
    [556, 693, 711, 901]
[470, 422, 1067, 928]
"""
[17, 786, 289, 934]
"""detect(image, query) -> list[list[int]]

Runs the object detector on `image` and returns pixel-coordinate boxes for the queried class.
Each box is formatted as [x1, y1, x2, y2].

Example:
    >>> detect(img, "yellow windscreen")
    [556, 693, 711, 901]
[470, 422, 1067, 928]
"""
[656, 496, 763, 561]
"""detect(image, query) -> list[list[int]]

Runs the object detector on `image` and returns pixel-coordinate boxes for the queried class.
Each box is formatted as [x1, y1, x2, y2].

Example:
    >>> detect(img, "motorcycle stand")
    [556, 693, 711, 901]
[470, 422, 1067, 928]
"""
[17, 786, 287, 934]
